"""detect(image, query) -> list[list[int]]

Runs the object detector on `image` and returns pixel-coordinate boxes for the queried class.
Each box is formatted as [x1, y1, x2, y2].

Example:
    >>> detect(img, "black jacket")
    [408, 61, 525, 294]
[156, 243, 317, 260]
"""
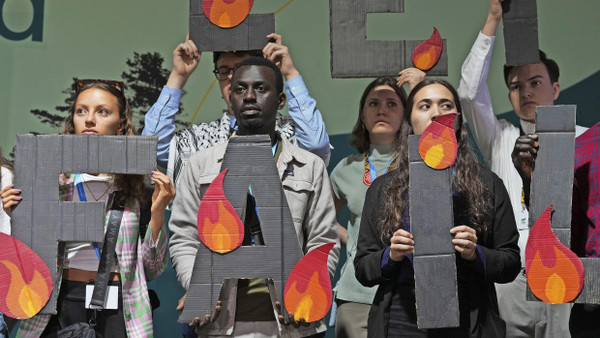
[354, 167, 520, 337]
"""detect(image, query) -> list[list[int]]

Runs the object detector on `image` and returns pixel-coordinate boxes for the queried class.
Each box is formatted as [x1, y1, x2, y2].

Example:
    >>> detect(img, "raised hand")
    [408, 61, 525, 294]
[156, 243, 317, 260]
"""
[262, 33, 300, 81]
[148, 170, 175, 241]
[482, 0, 505, 36]
[397, 68, 426, 91]
[151, 170, 175, 213]
[167, 34, 201, 89]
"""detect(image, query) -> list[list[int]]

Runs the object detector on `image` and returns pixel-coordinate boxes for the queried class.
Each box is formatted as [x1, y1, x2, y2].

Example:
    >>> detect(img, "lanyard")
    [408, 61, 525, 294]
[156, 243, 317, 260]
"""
[74, 174, 101, 260]
[363, 150, 399, 186]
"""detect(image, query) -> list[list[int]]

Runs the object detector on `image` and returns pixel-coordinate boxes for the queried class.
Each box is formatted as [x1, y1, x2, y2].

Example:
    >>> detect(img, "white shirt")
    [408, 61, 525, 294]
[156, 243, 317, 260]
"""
[1, 166, 13, 235]
[64, 173, 118, 272]
[458, 32, 587, 264]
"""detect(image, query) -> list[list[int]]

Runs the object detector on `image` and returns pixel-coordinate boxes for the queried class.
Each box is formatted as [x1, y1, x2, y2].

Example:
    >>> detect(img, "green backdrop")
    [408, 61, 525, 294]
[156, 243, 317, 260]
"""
[2, 1, 599, 337]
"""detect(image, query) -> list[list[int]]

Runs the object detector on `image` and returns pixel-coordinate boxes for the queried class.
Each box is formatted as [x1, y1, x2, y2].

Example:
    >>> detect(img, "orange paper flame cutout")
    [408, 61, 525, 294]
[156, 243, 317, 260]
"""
[418, 113, 459, 169]
[284, 243, 334, 322]
[203, 0, 254, 28]
[525, 205, 584, 304]
[0, 233, 52, 319]
[197, 169, 244, 253]
[412, 27, 443, 71]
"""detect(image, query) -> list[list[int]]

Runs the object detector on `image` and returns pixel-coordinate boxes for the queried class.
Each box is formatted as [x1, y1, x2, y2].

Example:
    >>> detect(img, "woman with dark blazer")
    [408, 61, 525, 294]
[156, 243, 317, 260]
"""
[354, 79, 520, 337]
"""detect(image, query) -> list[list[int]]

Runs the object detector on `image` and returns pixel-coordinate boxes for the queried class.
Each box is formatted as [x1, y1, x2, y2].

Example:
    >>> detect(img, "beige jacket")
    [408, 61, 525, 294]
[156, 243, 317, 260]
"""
[169, 135, 339, 337]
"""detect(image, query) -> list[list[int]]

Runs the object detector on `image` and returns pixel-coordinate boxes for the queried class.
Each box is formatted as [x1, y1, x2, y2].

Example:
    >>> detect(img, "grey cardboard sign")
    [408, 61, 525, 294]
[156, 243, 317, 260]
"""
[528, 106, 600, 304]
[408, 135, 459, 328]
[179, 135, 307, 334]
[12, 134, 157, 314]
[502, 0, 540, 66]
[330, 0, 448, 78]
[189, 1, 274, 52]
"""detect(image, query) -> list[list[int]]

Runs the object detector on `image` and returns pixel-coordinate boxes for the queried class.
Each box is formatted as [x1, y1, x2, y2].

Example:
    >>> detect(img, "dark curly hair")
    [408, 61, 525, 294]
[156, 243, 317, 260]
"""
[350, 77, 408, 154]
[61, 81, 145, 204]
[503, 50, 559, 86]
[379, 79, 491, 241]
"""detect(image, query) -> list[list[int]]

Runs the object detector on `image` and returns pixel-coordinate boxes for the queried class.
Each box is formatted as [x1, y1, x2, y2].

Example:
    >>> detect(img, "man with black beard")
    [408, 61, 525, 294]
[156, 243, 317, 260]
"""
[168, 57, 339, 337]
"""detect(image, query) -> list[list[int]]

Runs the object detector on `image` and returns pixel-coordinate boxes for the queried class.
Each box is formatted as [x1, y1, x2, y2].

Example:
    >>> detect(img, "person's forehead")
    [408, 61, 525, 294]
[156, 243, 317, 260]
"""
[233, 65, 275, 84]
[414, 84, 453, 102]
[509, 63, 549, 81]
[76, 87, 119, 104]
[368, 85, 399, 98]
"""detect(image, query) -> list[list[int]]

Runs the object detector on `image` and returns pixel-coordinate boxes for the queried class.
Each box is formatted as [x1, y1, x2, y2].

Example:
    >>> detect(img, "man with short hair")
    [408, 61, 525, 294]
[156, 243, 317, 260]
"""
[142, 34, 330, 187]
[168, 57, 339, 337]
[512, 121, 600, 338]
[457, 0, 586, 336]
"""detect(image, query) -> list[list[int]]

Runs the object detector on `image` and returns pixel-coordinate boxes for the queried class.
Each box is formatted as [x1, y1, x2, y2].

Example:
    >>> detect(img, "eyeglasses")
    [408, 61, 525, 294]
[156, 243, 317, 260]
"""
[73, 79, 125, 98]
[213, 66, 235, 81]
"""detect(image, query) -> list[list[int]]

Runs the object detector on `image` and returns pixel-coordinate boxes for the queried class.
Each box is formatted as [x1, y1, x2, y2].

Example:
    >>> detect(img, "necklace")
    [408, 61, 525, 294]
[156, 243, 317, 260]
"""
[80, 175, 114, 202]
[363, 150, 400, 186]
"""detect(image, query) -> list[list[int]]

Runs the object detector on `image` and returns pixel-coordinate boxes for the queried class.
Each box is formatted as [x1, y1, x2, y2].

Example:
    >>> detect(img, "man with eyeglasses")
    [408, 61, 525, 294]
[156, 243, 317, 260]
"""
[142, 33, 330, 187]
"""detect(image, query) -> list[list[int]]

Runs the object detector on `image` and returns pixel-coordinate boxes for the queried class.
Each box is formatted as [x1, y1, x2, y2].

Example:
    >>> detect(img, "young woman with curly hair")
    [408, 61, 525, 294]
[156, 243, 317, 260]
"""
[354, 79, 520, 337]
[2, 79, 175, 337]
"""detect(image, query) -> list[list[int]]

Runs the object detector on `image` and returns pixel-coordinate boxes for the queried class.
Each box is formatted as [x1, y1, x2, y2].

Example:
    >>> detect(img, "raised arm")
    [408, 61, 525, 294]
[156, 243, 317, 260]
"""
[141, 170, 175, 280]
[142, 37, 201, 168]
[457, 0, 505, 163]
[263, 33, 331, 164]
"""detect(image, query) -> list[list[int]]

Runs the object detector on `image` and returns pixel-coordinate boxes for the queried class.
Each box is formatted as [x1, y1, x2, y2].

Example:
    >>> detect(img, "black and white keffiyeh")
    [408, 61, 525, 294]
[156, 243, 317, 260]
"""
[167, 111, 296, 187]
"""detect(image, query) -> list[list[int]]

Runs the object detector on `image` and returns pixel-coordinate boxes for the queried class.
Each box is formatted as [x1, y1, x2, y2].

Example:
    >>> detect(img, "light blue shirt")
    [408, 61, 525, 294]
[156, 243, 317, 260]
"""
[142, 76, 330, 167]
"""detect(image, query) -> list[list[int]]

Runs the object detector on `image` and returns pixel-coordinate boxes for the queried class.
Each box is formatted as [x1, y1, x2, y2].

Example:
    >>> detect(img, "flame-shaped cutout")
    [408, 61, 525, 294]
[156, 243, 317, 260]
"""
[284, 243, 334, 322]
[418, 113, 459, 169]
[0, 233, 52, 319]
[203, 0, 254, 28]
[525, 205, 584, 304]
[197, 169, 244, 253]
[412, 27, 443, 71]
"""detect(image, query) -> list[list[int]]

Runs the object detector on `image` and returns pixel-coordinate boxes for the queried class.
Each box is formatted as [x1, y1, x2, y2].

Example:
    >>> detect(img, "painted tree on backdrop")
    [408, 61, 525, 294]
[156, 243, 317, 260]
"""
[29, 52, 186, 134]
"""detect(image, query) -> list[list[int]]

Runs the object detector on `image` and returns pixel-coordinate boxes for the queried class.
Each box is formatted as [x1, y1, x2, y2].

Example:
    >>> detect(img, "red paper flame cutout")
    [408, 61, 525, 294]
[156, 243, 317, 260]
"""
[203, 0, 254, 28]
[418, 113, 459, 169]
[284, 243, 334, 322]
[0, 233, 52, 319]
[197, 169, 244, 253]
[525, 205, 584, 304]
[412, 27, 443, 71]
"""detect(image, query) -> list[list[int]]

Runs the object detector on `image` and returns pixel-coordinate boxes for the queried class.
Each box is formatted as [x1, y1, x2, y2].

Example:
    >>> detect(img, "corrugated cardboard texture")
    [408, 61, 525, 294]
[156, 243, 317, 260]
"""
[529, 107, 576, 240]
[330, 0, 448, 78]
[502, 0, 540, 66]
[526, 106, 600, 304]
[12, 135, 157, 314]
[408, 135, 459, 328]
[180, 135, 305, 330]
[190, 0, 274, 52]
